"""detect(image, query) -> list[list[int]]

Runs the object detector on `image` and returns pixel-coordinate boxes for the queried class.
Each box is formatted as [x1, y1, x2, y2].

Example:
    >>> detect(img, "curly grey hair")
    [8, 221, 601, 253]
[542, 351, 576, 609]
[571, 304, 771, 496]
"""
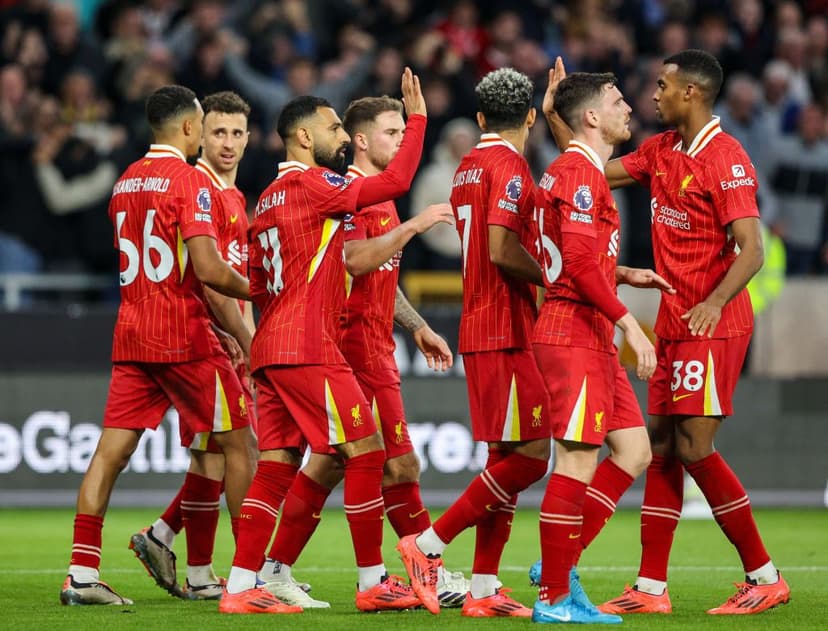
[475, 67, 535, 131]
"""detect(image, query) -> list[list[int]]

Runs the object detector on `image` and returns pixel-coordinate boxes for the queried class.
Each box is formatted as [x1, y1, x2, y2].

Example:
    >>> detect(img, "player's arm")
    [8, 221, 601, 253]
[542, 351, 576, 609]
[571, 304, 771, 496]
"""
[488, 224, 544, 286]
[616, 265, 675, 293]
[563, 231, 656, 379]
[681, 216, 764, 337]
[203, 287, 253, 358]
[344, 204, 454, 276]
[355, 68, 427, 208]
[605, 158, 637, 189]
[187, 235, 250, 300]
[394, 286, 452, 371]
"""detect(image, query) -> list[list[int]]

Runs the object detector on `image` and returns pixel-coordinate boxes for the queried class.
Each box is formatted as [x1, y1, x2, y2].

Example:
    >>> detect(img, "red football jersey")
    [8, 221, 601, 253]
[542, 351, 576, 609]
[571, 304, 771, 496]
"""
[449, 133, 538, 354]
[339, 165, 400, 371]
[249, 161, 363, 369]
[621, 117, 759, 340]
[109, 144, 223, 363]
[533, 142, 620, 353]
[196, 158, 249, 315]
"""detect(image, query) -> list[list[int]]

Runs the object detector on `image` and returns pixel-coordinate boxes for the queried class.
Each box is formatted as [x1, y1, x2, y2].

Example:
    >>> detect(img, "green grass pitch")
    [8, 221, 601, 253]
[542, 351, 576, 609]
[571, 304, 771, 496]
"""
[1, 507, 825, 629]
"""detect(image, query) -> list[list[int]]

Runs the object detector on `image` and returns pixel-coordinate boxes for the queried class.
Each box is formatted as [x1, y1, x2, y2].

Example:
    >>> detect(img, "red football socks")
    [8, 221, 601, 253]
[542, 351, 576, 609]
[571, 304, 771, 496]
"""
[382, 481, 431, 538]
[268, 471, 332, 565]
[687, 452, 770, 572]
[181, 473, 222, 566]
[70, 514, 104, 570]
[575, 458, 634, 563]
[639, 456, 684, 581]
[343, 450, 386, 567]
[230, 461, 298, 571]
[539, 474, 587, 603]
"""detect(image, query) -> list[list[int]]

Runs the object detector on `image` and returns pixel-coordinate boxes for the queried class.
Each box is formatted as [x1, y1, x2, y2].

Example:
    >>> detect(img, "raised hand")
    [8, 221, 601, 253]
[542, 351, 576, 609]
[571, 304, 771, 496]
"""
[542, 56, 567, 120]
[401, 66, 426, 118]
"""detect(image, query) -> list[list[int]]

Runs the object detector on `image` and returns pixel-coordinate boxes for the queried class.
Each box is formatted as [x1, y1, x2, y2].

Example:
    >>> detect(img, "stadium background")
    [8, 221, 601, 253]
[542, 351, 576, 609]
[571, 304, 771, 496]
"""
[0, 0, 826, 507]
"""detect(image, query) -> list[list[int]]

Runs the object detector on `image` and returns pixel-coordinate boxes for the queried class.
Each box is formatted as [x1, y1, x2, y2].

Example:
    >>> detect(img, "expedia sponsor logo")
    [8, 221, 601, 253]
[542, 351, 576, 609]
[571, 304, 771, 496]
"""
[651, 197, 691, 231]
[720, 176, 755, 191]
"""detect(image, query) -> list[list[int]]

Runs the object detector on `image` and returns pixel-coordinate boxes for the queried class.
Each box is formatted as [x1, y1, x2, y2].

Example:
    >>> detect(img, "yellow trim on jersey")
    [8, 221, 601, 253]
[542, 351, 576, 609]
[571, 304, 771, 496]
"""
[345, 270, 354, 299]
[703, 350, 722, 416]
[564, 377, 588, 442]
[213, 371, 232, 432]
[308, 218, 341, 283]
[501, 374, 521, 441]
[372, 397, 382, 434]
[325, 379, 346, 444]
[177, 228, 188, 282]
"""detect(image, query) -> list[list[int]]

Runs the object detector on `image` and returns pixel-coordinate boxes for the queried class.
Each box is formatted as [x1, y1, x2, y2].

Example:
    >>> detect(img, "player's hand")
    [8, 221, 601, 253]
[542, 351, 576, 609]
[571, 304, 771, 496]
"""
[412, 325, 453, 372]
[616, 266, 676, 293]
[542, 56, 567, 119]
[216, 328, 245, 367]
[414, 203, 455, 233]
[617, 313, 656, 380]
[681, 301, 722, 337]
[401, 67, 426, 118]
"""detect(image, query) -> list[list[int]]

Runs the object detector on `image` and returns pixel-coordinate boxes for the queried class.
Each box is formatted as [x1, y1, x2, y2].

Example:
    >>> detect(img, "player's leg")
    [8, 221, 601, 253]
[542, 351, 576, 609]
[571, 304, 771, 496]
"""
[220, 369, 304, 614]
[64, 363, 168, 606]
[676, 416, 788, 614]
[260, 451, 340, 608]
[532, 440, 620, 624]
[402, 350, 549, 616]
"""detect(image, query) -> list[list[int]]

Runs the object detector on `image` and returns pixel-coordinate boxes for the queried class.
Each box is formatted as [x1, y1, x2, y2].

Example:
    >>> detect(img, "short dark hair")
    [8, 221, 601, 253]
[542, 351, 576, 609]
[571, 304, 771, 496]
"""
[145, 85, 198, 130]
[276, 95, 332, 141]
[202, 90, 251, 118]
[554, 72, 617, 131]
[663, 49, 723, 104]
[342, 96, 403, 137]
[475, 67, 534, 131]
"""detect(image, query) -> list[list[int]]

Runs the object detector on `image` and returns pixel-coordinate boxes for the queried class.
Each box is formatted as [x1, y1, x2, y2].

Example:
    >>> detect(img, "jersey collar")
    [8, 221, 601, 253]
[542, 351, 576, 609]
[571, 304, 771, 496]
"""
[195, 158, 228, 190]
[346, 164, 367, 178]
[276, 160, 310, 179]
[145, 144, 186, 161]
[475, 133, 518, 154]
[565, 140, 604, 174]
[675, 116, 721, 158]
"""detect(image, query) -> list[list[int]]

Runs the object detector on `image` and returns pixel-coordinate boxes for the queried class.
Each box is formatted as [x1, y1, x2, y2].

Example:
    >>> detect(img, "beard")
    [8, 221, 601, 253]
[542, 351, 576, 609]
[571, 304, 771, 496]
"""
[314, 144, 347, 173]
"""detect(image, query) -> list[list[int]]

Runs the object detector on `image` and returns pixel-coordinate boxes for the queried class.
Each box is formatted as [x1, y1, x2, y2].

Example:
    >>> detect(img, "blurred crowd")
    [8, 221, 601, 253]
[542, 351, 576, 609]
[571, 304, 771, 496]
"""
[0, 0, 827, 282]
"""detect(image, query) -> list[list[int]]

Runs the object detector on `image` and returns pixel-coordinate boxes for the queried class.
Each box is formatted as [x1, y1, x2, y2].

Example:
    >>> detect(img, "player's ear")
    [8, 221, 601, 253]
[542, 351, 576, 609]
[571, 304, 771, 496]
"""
[354, 131, 368, 151]
[526, 107, 537, 128]
[296, 125, 312, 149]
[475, 111, 487, 132]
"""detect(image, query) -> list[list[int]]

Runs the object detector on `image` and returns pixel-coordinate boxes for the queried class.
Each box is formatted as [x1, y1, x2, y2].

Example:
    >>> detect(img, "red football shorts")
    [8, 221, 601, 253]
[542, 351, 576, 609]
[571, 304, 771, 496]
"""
[533, 344, 644, 446]
[462, 349, 552, 442]
[648, 335, 750, 418]
[354, 366, 412, 460]
[254, 363, 377, 452]
[190, 363, 257, 453]
[103, 355, 252, 447]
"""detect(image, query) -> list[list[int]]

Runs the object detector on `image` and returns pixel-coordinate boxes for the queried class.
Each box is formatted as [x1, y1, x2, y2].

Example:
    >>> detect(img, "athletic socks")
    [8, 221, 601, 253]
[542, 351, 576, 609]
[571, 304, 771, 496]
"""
[382, 481, 431, 537]
[686, 452, 772, 576]
[230, 461, 298, 575]
[575, 457, 634, 563]
[70, 514, 103, 573]
[471, 448, 515, 576]
[638, 455, 684, 584]
[343, 450, 386, 574]
[539, 474, 587, 603]
[181, 472, 222, 567]
[267, 471, 332, 566]
[431, 452, 547, 546]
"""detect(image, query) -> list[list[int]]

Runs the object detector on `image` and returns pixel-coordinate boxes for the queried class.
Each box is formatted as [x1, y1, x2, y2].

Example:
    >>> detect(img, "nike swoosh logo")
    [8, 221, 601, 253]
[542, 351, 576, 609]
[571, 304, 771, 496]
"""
[568, 532, 580, 539]
[229, 214, 238, 223]
[485, 504, 498, 512]
[380, 216, 391, 226]
[312, 512, 322, 519]
[545, 611, 572, 621]
[408, 508, 427, 519]
[672, 393, 694, 402]
[655, 171, 666, 177]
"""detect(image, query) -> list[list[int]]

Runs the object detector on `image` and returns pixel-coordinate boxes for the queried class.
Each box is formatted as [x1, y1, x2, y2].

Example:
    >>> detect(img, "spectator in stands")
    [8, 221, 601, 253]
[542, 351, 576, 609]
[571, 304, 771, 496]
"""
[717, 74, 770, 175]
[766, 104, 828, 275]
[42, 2, 103, 95]
[759, 59, 802, 136]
